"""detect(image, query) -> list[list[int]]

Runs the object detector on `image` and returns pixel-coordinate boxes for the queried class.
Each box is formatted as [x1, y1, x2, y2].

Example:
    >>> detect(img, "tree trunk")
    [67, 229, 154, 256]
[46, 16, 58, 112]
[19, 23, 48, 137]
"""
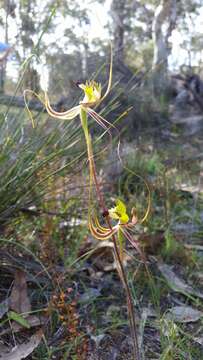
[111, 0, 126, 64]
[152, 0, 177, 95]
[0, 65, 5, 94]
[0, 0, 9, 93]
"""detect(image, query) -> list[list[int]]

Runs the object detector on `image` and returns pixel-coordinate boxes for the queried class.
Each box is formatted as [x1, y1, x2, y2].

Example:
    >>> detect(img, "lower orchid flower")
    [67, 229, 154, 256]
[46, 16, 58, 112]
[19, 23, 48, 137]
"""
[89, 199, 143, 259]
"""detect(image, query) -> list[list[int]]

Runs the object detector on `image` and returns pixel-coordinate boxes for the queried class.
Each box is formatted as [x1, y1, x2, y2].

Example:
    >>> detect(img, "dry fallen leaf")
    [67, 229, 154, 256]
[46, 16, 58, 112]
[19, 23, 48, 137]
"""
[4, 269, 42, 334]
[0, 329, 43, 360]
[165, 306, 203, 323]
[10, 270, 31, 313]
[193, 336, 203, 346]
[157, 263, 203, 299]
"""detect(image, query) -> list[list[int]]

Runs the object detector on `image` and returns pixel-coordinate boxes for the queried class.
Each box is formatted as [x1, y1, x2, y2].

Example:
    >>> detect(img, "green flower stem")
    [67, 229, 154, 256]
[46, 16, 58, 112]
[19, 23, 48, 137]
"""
[80, 108, 106, 212]
[108, 221, 140, 360]
[118, 227, 124, 260]
[80, 108, 89, 141]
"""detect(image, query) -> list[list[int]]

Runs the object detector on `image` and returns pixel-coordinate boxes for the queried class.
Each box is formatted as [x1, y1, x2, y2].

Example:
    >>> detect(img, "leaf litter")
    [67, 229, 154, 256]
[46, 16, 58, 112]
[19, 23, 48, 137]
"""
[9, 269, 31, 314]
[0, 269, 43, 358]
[0, 329, 43, 360]
[165, 306, 203, 323]
[157, 263, 203, 299]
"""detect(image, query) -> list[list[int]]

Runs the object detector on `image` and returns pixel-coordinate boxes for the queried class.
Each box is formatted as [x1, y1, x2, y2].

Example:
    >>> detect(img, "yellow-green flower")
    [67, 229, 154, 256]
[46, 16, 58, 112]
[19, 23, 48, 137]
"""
[109, 199, 129, 224]
[89, 199, 138, 241]
[79, 81, 102, 105]
[24, 49, 112, 129]
[88, 199, 141, 259]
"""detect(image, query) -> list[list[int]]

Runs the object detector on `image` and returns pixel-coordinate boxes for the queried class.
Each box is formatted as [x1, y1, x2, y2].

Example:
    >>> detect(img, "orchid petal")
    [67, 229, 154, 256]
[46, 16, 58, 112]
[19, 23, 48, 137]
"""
[86, 108, 113, 131]
[121, 228, 143, 258]
[80, 45, 112, 107]
[94, 216, 110, 233]
[89, 218, 115, 240]
[24, 89, 45, 128]
[100, 45, 113, 102]
[44, 92, 80, 120]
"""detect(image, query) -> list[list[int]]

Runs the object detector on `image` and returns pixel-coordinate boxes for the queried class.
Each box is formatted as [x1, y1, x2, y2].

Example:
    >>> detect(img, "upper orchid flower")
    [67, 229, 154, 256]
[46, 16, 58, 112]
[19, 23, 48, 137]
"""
[24, 48, 114, 214]
[25, 49, 113, 131]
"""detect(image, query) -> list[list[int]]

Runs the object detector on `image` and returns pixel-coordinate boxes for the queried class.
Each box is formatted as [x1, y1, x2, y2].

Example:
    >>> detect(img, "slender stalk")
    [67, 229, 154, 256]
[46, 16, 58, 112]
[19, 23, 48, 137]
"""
[111, 234, 141, 360]
[80, 108, 141, 360]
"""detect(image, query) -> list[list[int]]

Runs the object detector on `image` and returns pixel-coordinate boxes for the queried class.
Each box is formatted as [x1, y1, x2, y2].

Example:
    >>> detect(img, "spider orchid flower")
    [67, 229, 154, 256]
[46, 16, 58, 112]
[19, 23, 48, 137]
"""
[89, 199, 138, 240]
[24, 50, 113, 197]
[34, 49, 113, 134]
[89, 199, 141, 258]
[24, 46, 112, 132]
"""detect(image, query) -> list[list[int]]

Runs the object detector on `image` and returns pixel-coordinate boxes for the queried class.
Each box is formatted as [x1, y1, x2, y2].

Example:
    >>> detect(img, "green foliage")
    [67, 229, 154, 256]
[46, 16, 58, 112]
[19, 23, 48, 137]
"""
[161, 229, 184, 261]
[7, 311, 31, 328]
[0, 105, 82, 224]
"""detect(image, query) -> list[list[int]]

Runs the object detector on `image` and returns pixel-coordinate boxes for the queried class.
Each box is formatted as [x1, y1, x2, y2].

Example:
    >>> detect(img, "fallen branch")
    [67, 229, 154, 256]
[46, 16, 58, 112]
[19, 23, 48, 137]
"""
[0, 94, 45, 111]
[0, 94, 69, 112]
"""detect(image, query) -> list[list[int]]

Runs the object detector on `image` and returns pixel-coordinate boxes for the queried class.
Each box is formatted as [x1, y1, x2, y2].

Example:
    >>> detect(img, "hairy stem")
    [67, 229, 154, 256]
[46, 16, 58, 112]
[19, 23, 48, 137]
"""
[80, 108, 141, 360]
